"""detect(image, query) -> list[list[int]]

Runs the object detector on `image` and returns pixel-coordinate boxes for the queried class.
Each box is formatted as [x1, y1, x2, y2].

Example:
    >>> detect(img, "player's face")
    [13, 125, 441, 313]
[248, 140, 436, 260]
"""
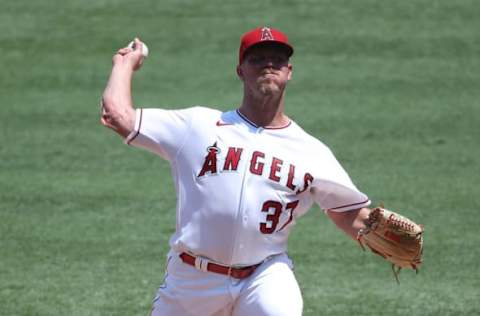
[237, 44, 292, 97]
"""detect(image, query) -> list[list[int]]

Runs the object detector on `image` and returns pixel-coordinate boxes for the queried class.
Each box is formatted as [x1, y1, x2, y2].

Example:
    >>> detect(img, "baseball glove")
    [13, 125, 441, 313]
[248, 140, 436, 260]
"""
[357, 206, 424, 283]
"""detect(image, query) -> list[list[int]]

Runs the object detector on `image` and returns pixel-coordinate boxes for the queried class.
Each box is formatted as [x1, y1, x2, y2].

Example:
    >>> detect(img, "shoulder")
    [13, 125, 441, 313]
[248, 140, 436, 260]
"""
[144, 105, 221, 114]
[137, 106, 225, 132]
[187, 106, 228, 125]
[289, 121, 334, 155]
[190, 106, 222, 115]
[182, 106, 225, 119]
[143, 106, 222, 121]
[166, 105, 222, 117]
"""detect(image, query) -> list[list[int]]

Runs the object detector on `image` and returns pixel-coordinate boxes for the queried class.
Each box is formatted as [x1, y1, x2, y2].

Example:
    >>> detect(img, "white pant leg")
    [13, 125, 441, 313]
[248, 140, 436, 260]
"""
[150, 290, 192, 316]
[151, 283, 231, 316]
[150, 251, 233, 316]
[232, 254, 303, 316]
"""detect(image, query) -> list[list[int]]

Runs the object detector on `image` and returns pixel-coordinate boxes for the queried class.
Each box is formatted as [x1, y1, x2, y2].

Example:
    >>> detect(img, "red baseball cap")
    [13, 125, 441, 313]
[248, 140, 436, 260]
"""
[239, 26, 294, 64]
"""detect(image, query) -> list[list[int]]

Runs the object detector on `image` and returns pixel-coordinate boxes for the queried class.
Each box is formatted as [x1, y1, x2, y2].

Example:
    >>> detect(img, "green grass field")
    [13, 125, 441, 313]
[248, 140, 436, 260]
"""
[1, 0, 479, 315]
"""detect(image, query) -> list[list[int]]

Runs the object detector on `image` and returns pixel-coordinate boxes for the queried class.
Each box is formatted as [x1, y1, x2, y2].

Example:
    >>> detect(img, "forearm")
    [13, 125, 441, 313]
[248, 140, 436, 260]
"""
[101, 62, 136, 137]
[326, 207, 370, 240]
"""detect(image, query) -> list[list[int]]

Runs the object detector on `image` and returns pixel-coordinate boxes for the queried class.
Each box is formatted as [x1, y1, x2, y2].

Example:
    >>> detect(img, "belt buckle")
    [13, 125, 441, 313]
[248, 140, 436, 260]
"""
[194, 255, 211, 273]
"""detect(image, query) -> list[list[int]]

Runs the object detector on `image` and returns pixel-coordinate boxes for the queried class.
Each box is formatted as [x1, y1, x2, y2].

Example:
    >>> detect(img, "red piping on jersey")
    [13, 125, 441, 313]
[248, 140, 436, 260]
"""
[127, 108, 143, 145]
[236, 109, 292, 130]
[216, 120, 234, 126]
[329, 199, 370, 211]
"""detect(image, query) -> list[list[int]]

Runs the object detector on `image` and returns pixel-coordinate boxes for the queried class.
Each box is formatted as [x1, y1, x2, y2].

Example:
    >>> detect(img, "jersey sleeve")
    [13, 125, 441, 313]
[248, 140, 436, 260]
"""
[310, 146, 371, 212]
[124, 107, 197, 161]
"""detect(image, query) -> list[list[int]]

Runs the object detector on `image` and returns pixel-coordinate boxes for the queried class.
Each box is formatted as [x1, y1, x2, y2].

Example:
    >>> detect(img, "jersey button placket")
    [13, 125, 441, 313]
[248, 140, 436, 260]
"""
[229, 144, 253, 264]
[236, 205, 248, 257]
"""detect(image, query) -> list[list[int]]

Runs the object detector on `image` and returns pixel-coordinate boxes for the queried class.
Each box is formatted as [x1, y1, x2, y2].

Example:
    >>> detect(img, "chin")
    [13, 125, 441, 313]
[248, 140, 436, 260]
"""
[258, 82, 280, 95]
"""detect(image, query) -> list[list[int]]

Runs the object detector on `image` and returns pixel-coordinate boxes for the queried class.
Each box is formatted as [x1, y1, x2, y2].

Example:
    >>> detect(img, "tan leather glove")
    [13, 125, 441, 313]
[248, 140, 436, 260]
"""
[357, 206, 424, 283]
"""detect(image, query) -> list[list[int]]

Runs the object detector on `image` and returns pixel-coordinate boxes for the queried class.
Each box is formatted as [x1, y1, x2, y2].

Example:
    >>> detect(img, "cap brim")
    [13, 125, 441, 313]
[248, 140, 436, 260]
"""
[242, 41, 294, 61]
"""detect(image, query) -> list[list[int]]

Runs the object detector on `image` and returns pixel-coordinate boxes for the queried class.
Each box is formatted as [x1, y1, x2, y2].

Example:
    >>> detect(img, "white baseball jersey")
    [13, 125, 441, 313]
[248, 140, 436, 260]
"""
[125, 106, 370, 266]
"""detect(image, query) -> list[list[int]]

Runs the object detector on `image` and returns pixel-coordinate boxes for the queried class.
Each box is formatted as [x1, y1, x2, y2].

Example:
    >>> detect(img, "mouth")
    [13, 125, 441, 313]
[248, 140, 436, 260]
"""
[259, 72, 277, 79]
[261, 70, 277, 75]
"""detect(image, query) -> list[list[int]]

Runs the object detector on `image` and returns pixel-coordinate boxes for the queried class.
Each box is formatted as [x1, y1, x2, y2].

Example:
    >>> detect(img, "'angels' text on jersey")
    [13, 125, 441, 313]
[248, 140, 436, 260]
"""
[197, 143, 313, 195]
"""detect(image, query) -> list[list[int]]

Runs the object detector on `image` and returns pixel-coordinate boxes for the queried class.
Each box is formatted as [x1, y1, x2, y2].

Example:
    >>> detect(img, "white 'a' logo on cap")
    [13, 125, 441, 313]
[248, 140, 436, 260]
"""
[260, 27, 274, 41]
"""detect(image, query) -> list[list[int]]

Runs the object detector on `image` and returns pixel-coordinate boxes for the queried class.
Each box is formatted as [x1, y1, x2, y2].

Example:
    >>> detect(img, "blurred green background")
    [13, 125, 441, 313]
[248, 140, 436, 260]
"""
[1, 0, 479, 315]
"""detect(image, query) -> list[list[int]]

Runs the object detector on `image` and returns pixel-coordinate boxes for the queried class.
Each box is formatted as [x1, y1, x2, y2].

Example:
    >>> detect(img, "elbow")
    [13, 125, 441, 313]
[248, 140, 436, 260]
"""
[99, 96, 136, 138]
[100, 96, 117, 129]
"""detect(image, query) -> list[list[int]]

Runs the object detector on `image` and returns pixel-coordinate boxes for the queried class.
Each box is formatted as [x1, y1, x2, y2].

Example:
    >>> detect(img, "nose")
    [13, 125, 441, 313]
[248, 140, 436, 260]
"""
[259, 57, 279, 70]
[264, 59, 274, 68]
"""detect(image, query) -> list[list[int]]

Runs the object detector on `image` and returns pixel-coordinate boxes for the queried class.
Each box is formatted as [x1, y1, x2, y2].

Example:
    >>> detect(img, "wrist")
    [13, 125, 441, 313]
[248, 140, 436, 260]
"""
[111, 62, 135, 77]
[353, 208, 371, 231]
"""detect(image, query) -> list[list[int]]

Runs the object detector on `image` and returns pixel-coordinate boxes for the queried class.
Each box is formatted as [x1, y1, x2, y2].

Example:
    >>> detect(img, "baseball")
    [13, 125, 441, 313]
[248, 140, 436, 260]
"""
[128, 40, 149, 58]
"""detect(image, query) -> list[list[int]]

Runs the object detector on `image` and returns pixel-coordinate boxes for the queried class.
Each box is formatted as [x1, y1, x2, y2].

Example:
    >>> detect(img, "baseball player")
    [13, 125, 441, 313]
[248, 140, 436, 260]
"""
[101, 27, 373, 316]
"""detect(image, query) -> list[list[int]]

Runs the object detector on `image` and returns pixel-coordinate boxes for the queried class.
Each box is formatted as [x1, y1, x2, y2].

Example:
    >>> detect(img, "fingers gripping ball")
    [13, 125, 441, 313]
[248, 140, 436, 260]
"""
[128, 40, 149, 58]
[357, 206, 424, 283]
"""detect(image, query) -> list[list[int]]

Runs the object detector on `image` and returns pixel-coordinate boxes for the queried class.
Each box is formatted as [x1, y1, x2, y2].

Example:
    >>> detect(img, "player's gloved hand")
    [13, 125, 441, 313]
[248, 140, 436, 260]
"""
[357, 206, 424, 283]
[112, 37, 145, 72]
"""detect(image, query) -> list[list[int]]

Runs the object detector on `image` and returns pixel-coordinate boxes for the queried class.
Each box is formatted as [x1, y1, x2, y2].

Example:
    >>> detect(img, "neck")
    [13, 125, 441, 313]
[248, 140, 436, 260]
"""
[239, 91, 289, 128]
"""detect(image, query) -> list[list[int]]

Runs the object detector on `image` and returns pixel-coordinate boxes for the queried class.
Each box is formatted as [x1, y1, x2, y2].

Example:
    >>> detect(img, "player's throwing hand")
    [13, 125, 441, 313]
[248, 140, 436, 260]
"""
[112, 37, 146, 71]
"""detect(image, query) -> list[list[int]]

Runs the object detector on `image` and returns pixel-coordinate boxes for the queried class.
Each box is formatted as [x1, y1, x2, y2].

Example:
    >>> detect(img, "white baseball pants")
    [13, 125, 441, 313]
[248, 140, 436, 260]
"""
[150, 251, 303, 316]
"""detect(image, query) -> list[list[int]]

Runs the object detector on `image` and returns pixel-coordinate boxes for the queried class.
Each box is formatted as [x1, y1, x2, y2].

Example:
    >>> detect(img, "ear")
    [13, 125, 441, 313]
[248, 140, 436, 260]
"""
[287, 63, 293, 81]
[236, 65, 244, 80]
